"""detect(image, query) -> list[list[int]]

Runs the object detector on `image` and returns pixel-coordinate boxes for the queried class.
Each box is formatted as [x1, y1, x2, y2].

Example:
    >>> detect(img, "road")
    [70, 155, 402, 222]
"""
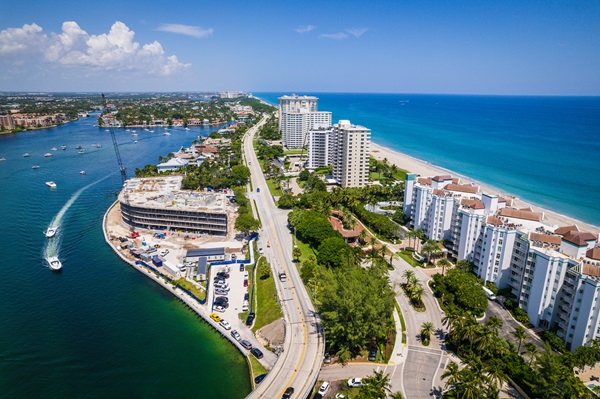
[244, 116, 324, 399]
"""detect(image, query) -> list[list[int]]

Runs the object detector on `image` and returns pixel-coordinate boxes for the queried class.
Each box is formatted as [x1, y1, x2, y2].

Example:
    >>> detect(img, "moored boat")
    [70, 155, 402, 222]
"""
[23, 153, 30, 157]
[44, 153, 52, 157]
[61, 145, 67, 150]
[46, 181, 57, 188]
[46, 256, 62, 271]
[51, 147, 57, 151]
[32, 165, 40, 169]
[79, 149, 85, 154]
[80, 171, 86, 175]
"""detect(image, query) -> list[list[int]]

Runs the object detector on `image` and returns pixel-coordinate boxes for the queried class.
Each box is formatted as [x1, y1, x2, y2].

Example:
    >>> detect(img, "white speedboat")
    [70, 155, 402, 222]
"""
[46, 181, 57, 188]
[45, 226, 58, 238]
[51, 147, 57, 151]
[61, 145, 67, 150]
[44, 153, 52, 157]
[32, 165, 40, 169]
[134, 140, 138, 144]
[164, 132, 171, 136]
[23, 153, 31, 157]
[46, 256, 62, 271]
[0, 157, 5, 162]
[79, 149, 85, 154]
[80, 171, 86, 175]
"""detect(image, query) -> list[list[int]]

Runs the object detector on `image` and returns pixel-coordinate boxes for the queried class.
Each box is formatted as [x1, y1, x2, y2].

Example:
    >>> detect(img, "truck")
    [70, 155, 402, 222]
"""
[482, 285, 497, 301]
[279, 272, 287, 282]
[152, 255, 163, 267]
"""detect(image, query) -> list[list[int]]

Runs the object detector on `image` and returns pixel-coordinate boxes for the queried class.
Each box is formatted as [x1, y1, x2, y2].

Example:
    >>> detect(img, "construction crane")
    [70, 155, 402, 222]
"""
[101, 93, 127, 186]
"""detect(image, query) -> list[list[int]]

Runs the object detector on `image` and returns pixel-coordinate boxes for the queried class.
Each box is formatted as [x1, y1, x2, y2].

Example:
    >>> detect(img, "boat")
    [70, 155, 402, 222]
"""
[164, 132, 171, 136]
[149, 130, 154, 133]
[46, 256, 62, 271]
[80, 171, 86, 175]
[61, 145, 66, 150]
[23, 153, 30, 157]
[132, 133, 138, 136]
[45, 226, 58, 238]
[75, 145, 83, 149]
[79, 149, 85, 154]
[44, 153, 52, 157]
[134, 140, 138, 144]
[51, 147, 57, 151]
[185, 127, 190, 131]
[126, 129, 131, 132]
[46, 181, 57, 188]
[32, 165, 40, 169]
[0, 157, 6, 162]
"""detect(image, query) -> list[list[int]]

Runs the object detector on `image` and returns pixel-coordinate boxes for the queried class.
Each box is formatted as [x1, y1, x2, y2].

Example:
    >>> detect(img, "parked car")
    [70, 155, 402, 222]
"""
[348, 378, 363, 388]
[256, 187, 260, 193]
[250, 348, 263, 359]
[210, 313, 221, 322]
[231, 330, 241, 341]
[231, 253, 237, 260]
[214, 289, 229, 296]
[240, 340, 252, 350]
[214, 305, 226, 313]
[323, 352, 331, 364]
[334, 394, 345, 399]
[215, 296, 229, 303]
[219, 319, 231, 330]
[246, 312, 255, 326]
[244, 293, 250, 301]
[368, 347, 377, 362]
[242, 300, 249, 311]
[318, 381, 330, 395]
[282, 387, 294, 399]
[217, 272, 230, 279]
[239, 264, 245, 272]
[243, 279, 248, 287]
[159, 249, 169, 257]
[258, 247, 264, 255]
[254, 373, 267, 384]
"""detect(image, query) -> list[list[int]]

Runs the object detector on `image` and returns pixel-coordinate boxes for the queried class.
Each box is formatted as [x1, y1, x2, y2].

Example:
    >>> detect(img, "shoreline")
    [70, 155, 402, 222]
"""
[370, 141, 600, 235]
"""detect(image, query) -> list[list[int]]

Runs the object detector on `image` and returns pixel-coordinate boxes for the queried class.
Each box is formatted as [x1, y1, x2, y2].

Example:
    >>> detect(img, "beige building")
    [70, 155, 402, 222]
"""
[278, 95, 331, 148]
[330, 120, 371, 188]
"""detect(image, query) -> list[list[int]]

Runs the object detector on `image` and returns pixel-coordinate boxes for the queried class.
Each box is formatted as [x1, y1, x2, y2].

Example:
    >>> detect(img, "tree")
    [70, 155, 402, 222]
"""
[421, 321, 435, 344]
[360, 370, 392, 398]
[422, 239, 440, 265]
[442, 361, 461, 388]
[277, 193, 296, 209]
[524, 342, 537, 367]
[512, 326, 526, 354]
[438, 258, 451, 276]
[292, 247, 302, 262]
[235, 213, 260, 233]
[317, 236, 353, 268]
[258, 261, 271, 279]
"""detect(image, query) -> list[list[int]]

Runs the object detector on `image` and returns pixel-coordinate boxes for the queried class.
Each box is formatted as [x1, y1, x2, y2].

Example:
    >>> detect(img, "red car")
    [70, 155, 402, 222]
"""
[243, 278, 248, 287]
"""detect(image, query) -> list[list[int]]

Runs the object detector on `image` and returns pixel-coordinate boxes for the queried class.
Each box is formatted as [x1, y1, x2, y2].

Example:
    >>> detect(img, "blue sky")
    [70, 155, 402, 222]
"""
[1, 0, 599, 95]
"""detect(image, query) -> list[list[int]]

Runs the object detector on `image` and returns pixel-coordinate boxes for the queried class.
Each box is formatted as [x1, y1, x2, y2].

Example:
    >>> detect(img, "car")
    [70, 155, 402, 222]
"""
[242, 300, 249, 311]
[219, 319, 231, 330]
[244, 293, 250, 301]
[368, 347, 377, 362]
[254, 373, 267, 384]
[209, 313, 221, 322]
[323, 352, 331, 364]
[246, 312, 255, 326]
[334, 394, 345, 399]
[250, 348, 263, 359]
[215, 281, 229, 290]
[240, 339, 252, 350]
[231, 330, 241, 341]
[258, 247, 264, 255]
[214, 300, 229, 309]
[214, 288, 229, 295]
[256, 187, 260, 193]
[239, 264, 245, 272]
[318, 381, 330, 395]
[282, 387, 294, 399]
[159, 249, 169, 257]
[215, 296, 229, 303]
[248, 161, 251, 165]
[243, 279, 248, 287]
[217, 272, 230, 279]
[231, 253, 237, 260]
[348, 378, 363, 388]
[214, 305, 226, 313]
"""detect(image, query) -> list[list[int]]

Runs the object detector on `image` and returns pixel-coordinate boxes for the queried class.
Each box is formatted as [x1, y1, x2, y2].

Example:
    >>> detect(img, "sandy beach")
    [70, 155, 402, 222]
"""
[370, 142, 600, 236]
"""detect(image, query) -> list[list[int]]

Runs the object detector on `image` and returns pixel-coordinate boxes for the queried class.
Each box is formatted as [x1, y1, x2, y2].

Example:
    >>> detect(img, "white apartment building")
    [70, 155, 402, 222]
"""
[307, 127, 333, 169]
[329, 120, 370, 188]
[278, 95, 331, 148]
[404, 173, 600, 350]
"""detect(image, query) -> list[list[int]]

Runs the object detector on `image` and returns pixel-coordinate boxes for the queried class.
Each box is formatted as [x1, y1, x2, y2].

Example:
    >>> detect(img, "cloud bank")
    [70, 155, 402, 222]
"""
[0, 21, 190, 76]
[320, 27, 368, 40]
[157, 23, 214, 38]
[295, 25, 317, 34]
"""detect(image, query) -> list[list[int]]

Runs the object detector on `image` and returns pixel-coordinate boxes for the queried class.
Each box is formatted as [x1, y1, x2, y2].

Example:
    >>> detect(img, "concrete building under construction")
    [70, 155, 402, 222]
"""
[118, 176, 229, 236]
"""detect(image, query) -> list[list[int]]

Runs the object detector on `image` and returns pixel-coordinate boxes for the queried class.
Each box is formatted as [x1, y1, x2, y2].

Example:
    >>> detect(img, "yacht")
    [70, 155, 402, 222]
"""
[80, 171, 86, 175]
[51, 147, 57, 151]
[75, 145, 83, 149]
[44, 153, 52, 157]
[61, 145, 67, 150]
[45, 226, 58, 238]
[79, 149, 85, 154]
[0, 157, 6, 162]
[32, 165, 40, 169]
[46, 256, 62, 271]
[23, 153, 31, 157]
[184, 127, 190, 131]
[149, 130, 154, 133]
[134, 140, 138, 144]
[46, 181, 57, 188]
[164, 132, 171, 136]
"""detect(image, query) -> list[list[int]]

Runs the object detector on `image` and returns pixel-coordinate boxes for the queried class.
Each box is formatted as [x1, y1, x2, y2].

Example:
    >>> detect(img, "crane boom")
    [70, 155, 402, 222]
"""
[101, 93, 127, 186]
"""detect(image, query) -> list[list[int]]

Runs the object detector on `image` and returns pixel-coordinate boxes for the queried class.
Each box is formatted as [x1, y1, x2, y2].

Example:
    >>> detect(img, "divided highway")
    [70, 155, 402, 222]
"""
[244, 117, 324, 399]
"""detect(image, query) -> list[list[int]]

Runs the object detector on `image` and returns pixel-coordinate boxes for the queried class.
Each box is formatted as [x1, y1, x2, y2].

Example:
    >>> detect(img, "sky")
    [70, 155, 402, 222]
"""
[0, 0, 599, 95]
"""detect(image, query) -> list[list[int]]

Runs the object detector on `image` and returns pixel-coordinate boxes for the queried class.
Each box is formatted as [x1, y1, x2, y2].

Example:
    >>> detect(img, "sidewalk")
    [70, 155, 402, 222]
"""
[388, 306, 407, 366]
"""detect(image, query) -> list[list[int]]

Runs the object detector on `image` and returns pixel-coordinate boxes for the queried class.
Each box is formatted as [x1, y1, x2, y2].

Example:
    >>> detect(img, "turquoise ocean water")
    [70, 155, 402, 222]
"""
[256, 93, 600, 226]
[0, 120, 250, 398]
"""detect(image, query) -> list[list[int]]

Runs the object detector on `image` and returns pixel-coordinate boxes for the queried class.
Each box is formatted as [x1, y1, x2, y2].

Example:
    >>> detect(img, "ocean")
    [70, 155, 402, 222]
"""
[0, 120, 250, 398]
[256, 93, 600, 226]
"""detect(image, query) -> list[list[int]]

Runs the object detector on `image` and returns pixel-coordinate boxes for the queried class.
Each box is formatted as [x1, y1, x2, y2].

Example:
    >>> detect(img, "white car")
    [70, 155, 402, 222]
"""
[335, 394, 345, 399]
[347, 378, 363, 388]
[219, 319, 231, 330]
[231, 330, 241, 341]
[159, 249, 169, 257]
[318, 381, 330, 395]
[258, 247, 264, 255]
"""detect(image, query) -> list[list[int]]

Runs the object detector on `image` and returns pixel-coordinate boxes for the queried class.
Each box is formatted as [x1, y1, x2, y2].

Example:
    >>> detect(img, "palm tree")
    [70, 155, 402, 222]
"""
[422, 239, 439, 265]
[389, 392, 405, 399]
[524, 342, 538, 367]
[410, 283, 425, 306]
[421, 321, 435, 343]
[403, 270, 416, 287]
[404, 229, 416, 249]
[389, 252, 400, 269]
[379, 243, 389, 259]
[357, 229, 368, 246]
[484, 361, 507, 389]
[441, 362, 461, 388]
[438, 258, 451, 276]
[414, 228, 425, 251]
[463, 320, 480, 350]
[368, 370, 392, 397]
[512, 326, 526, 353]
[485, 316, 503, 335]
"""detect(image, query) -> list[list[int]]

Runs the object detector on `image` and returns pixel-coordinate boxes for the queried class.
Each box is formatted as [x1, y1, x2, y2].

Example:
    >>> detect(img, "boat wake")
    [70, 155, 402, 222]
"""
[43, 175, 111, 268]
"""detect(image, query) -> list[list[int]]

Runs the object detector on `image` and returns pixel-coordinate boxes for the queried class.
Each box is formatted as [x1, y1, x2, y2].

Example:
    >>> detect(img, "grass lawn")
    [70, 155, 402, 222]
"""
[399, 250, 422, 268]
[172, 278, 206, 301]
[248, 354, 267, 381]
[265, 178, 283, 197]
[294, 239, 316, 264]
[284, 148, 304, 155]
[252, 257, 282, 333]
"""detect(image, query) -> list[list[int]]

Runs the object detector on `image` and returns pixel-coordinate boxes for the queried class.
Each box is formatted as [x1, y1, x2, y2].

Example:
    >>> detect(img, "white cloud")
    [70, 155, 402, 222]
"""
[320, 32, 349, 40]
[157, 23, 214, 38]
[295, 25, 317, 34]
[0, 21, 190, 76]
[346, 27, 368, 38]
